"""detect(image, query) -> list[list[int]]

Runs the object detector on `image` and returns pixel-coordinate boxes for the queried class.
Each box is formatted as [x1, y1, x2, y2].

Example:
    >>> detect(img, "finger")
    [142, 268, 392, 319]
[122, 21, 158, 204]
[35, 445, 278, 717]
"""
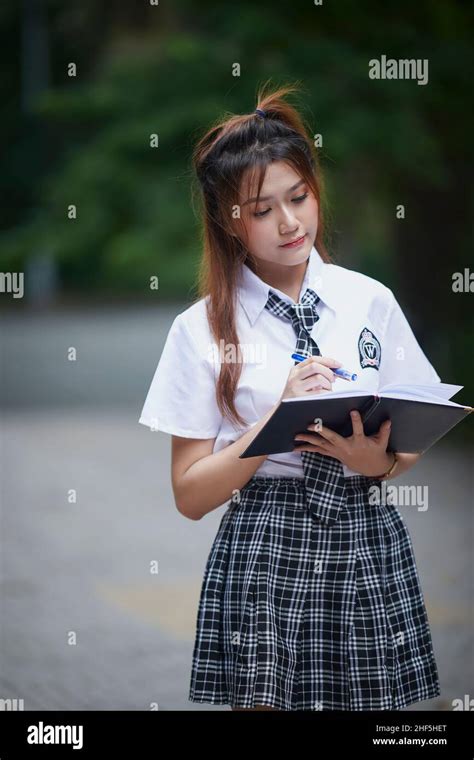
[302, 374, 332, 392]
[309, 424, 341, 446]
[294, 443, 340, 461]
[295, 431, 328, 446]
[377, 419, 392, 447]
[350, 410, 365, 437]
[297, 356, 342, 367]
[298, 359, 335, 385]
[293, 442, 329, 454]
[316, 356, 343, 368]
[295, 430, 335, 450]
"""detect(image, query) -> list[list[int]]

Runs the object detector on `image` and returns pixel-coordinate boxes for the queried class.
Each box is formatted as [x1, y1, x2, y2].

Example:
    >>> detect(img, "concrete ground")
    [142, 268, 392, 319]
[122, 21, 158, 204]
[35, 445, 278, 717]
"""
[0, 304, 472, 710]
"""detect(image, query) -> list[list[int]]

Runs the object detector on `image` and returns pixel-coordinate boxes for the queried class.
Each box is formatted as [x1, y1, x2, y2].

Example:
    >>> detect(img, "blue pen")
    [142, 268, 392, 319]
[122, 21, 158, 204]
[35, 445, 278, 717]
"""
[291, 352, 358, 381]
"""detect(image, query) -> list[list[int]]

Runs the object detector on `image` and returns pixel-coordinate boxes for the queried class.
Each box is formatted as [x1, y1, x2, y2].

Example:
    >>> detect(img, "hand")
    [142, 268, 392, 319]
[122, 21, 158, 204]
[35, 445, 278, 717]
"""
[280, 356, 343, 400]
[293, 409, 394, 477]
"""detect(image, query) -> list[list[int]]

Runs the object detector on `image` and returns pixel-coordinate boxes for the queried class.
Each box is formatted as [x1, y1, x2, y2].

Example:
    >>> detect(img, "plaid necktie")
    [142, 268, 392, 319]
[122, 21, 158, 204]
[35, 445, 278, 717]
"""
[264, 287, 347, 526]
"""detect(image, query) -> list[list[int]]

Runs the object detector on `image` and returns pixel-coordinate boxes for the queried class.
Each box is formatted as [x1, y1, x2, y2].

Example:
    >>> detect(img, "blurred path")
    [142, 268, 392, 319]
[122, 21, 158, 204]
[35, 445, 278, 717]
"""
[0, 305, 472, 710]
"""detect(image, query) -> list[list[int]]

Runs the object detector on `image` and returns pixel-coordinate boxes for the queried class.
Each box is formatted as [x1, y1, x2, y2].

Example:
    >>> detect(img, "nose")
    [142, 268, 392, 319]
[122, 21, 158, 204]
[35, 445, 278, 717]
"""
[279, 208, 299, 234]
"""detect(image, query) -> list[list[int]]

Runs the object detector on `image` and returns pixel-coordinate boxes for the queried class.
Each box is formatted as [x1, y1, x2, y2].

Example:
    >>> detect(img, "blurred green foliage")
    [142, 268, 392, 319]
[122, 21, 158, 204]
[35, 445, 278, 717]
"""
[1, 0, 473, 426]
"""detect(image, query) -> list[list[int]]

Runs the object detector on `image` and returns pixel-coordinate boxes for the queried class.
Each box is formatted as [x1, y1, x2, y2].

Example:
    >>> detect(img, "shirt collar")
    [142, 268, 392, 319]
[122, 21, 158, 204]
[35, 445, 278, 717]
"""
[237, 245, 339, 326]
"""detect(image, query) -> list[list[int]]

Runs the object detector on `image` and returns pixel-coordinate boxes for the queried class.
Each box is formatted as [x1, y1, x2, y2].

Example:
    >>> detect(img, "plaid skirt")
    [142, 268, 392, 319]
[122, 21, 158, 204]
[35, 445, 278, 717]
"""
[188, 475, 440, 711]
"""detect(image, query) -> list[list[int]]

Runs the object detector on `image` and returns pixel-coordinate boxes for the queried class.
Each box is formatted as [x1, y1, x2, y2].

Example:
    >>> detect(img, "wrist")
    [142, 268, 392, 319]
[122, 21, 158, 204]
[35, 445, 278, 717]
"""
[374, 451, 398, 480]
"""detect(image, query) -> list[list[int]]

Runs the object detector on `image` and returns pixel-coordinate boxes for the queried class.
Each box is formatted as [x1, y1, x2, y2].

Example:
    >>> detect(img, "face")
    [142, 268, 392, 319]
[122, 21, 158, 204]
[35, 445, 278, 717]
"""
[235, 161, 319, 270]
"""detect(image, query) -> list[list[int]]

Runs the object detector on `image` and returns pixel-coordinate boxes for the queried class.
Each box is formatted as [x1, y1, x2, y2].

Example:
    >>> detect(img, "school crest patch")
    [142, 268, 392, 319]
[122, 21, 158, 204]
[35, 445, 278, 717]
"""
[358, 326, 381, 370]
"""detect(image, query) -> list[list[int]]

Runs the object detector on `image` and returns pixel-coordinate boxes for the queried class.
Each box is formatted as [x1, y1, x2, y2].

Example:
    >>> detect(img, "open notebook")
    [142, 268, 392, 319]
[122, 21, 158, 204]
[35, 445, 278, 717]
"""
[239, 382, 473, 459]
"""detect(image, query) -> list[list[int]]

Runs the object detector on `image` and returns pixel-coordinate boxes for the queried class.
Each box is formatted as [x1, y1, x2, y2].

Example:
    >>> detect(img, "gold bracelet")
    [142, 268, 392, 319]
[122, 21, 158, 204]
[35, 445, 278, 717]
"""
[375, 452, 399, 480]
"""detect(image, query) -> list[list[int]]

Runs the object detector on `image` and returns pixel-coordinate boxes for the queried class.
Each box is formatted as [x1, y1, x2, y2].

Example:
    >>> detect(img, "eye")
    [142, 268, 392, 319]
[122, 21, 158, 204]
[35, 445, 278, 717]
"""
[253, 192, 309, 218]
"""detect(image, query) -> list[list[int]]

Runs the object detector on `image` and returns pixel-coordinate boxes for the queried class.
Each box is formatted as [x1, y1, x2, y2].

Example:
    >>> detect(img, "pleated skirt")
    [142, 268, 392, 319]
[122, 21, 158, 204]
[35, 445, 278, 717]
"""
[188, 475, 441, 711]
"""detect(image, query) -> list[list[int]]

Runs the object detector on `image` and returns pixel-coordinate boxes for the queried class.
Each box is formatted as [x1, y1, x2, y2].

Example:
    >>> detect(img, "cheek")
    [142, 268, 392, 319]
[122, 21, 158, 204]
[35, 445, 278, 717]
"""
[305, 195, 319, 220]
[245, 218, 269, 248]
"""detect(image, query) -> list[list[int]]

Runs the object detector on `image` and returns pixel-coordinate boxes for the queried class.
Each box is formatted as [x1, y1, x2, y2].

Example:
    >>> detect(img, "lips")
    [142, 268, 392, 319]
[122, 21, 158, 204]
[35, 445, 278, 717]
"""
[279, 234, 306, 248]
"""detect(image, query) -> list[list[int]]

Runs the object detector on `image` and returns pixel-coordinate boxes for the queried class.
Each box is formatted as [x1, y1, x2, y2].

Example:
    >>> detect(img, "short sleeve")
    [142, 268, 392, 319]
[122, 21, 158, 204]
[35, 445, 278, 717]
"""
[378, 290, 441, 387]
[138, 314, 222, 438]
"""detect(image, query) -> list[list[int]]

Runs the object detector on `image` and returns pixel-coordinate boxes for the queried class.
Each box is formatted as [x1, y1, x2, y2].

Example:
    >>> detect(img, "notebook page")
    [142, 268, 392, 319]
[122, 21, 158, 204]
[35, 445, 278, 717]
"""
[282, 389, 373, 403]
[380, 391, 466, 407]
[379, 382, 463, 400]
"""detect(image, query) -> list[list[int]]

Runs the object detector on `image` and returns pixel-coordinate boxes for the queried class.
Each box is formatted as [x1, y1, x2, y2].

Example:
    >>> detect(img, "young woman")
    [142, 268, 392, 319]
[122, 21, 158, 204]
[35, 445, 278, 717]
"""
[139, 83, 441, 711]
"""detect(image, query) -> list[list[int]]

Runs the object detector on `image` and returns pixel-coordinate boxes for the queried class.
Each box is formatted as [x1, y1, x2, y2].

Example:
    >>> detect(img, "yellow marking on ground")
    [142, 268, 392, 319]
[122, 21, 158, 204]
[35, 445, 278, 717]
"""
[96, 580, 203, 639]
[424, 598, 469, 626]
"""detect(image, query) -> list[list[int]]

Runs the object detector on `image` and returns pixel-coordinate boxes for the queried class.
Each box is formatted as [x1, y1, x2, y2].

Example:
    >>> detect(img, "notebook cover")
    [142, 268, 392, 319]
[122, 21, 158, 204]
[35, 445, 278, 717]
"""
[239, 394, 472, 458]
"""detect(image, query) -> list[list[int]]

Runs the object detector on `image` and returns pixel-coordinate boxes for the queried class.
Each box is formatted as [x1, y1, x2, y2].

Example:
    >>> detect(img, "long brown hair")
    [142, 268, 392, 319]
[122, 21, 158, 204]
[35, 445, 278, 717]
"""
[190, 81, 334, 431]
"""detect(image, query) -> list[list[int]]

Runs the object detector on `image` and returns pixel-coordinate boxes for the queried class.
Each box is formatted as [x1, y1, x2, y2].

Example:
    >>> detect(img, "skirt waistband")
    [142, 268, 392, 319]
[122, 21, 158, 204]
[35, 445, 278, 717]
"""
[245, 474, 380, 492]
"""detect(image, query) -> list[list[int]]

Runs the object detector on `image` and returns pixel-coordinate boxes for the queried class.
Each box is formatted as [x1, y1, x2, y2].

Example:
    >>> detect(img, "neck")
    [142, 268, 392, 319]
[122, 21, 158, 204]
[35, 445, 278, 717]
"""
[251, 257, 309, 303]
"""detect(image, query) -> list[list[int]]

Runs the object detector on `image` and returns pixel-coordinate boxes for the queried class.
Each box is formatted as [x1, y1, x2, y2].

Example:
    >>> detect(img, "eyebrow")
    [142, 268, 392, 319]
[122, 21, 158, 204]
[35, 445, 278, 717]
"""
[242, 178, 306, 207]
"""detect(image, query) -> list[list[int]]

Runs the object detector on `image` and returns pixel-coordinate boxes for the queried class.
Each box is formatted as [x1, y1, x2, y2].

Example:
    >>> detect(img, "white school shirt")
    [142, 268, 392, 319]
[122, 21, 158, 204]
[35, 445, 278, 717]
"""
[139, 245, 441, 478]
